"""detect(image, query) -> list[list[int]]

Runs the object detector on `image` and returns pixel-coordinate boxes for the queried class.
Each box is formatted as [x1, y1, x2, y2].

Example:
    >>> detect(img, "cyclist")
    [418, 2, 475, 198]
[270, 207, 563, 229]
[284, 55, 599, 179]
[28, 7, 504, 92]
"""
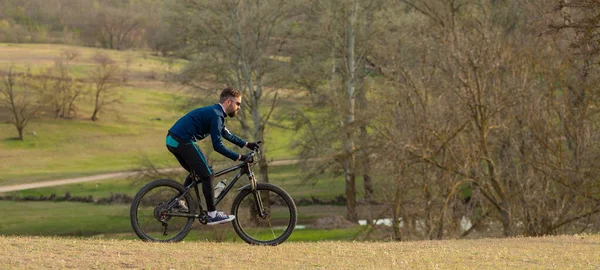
[166, 87, 260, 225]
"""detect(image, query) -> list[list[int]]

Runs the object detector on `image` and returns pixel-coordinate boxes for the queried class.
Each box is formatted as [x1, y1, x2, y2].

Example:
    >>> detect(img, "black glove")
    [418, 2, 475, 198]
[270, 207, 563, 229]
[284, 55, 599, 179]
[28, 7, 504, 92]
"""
[239, 154, 252, 162]
[246, 141, 261, 150]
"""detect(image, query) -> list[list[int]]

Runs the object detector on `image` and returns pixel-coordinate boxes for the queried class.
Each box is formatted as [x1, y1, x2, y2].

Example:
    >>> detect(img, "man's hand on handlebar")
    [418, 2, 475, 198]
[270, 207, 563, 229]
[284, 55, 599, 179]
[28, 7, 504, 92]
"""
[240, 141, 261, 163]
[239, 154, 253, 163]
[245, 141, 261, 151]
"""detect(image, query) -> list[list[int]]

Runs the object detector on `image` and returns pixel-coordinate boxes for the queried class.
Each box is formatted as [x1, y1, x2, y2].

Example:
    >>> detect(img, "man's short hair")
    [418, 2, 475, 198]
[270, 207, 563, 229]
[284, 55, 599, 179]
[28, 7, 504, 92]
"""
[219, 87, 242, 103]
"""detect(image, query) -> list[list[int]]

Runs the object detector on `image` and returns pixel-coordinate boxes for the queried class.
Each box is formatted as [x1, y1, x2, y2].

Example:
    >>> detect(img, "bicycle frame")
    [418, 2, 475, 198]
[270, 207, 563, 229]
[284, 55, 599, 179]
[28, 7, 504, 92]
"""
[167, 155, 262, 220]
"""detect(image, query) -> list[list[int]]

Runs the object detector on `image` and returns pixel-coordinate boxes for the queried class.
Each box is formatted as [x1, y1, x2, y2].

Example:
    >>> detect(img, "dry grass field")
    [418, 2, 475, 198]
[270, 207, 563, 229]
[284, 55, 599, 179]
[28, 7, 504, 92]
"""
[1, 234, 599, 269]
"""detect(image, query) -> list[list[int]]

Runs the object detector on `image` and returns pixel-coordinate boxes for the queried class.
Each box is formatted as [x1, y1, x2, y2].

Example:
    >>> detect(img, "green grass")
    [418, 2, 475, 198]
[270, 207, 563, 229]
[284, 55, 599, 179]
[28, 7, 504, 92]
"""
[287, 227, 366, 241]
[0, 201, 131, 236]
[160, 227, 365, 242]
[3, 178, 145, 199]
[0, 201, 363, 242]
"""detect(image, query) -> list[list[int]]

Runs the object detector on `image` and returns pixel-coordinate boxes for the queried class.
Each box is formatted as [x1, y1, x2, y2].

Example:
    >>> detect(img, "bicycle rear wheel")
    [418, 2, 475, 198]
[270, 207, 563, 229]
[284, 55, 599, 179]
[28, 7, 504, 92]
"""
[231, 183, 297, 245]
[130, 179, 196, 242]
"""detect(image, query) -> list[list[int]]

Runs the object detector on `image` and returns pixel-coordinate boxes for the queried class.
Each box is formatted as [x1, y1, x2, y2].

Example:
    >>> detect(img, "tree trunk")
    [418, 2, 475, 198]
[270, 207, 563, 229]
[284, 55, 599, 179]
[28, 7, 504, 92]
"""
[500, 201, 513, 236]
[344, 159, 357, 222]
[17, 126, 24, 141]
[92, 91, 101, 121]
[424, 184, 434, 239]
[91, 109, 99, 121]
[343, 0, 359, 223]
[392, 183, 402, 241]
[360, 113, 373, 202]
[356, 63, 372, 201]
[360, 2, 374, 203]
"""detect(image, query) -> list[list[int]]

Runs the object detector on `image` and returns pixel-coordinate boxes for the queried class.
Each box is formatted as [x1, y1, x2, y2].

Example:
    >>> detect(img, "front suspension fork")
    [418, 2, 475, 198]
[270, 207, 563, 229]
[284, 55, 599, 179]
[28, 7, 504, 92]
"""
[248, 172, 268, 219]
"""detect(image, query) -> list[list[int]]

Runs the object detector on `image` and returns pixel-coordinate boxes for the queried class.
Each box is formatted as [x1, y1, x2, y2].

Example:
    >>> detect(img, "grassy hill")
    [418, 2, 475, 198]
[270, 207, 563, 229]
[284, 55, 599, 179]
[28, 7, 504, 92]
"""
[1, 234, 599, 269]
[0, 43, 300, 185]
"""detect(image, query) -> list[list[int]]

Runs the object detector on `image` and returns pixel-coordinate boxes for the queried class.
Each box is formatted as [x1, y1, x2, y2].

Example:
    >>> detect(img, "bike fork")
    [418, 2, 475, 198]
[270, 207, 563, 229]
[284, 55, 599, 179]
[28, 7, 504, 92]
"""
[248, 173, 268, 219]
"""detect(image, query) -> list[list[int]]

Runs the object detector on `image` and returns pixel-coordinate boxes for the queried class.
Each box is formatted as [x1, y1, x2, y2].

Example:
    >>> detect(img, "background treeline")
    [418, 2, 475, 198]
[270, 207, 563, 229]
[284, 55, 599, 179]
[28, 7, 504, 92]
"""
[1, 0, 599, 241]
[0, 0, 163, 50]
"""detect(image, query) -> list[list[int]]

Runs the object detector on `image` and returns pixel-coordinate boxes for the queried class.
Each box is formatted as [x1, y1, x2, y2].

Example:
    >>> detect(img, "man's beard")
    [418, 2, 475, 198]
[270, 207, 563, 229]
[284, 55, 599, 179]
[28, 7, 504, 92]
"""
[227, 110, 237, 117]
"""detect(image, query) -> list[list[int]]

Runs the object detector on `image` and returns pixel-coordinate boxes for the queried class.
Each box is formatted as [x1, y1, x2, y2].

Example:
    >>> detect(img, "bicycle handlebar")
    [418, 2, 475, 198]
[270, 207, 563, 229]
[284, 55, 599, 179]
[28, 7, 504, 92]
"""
[242, 140, 262, 163]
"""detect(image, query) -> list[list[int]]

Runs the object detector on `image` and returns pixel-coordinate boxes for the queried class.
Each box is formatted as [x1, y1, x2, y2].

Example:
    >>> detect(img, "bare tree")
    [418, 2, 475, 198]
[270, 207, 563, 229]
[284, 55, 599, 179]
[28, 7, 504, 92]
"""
[54, 56, 84, 119]
[0, 67, 41, 140]
[92, 6, 146, 50]
[31, 52, 85, 119]
[89, 53, 122, 121]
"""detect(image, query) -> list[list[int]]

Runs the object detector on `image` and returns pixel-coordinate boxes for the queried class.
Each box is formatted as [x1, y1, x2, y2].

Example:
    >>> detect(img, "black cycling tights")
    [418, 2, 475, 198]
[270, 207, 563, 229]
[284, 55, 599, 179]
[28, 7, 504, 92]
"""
[166, 134, 216, 212]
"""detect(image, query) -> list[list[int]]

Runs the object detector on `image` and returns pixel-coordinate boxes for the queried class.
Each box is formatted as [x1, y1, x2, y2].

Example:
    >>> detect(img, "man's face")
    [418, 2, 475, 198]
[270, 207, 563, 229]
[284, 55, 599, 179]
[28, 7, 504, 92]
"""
[225, 96, 242, 117]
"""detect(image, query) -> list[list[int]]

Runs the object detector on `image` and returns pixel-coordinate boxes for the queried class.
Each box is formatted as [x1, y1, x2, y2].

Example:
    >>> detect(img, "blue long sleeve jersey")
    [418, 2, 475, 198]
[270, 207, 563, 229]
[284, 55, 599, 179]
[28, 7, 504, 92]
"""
[168, 104, 246, 161]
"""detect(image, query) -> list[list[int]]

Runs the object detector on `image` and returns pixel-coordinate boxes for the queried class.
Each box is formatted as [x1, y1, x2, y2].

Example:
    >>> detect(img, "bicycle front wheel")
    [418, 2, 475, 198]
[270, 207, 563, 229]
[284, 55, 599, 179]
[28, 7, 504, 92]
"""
[130, 179, 196, 242]
[231, 183, 297, 245]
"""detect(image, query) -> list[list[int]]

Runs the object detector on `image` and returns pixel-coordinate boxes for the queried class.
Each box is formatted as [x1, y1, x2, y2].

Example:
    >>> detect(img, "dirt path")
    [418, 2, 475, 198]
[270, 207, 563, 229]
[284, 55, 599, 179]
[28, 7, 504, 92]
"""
[0, 159, 301, 193]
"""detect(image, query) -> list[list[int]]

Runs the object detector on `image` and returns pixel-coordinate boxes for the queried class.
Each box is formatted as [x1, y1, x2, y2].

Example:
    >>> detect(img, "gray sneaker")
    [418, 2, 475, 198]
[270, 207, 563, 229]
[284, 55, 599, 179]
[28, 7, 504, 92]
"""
[207, 212, 235, 225]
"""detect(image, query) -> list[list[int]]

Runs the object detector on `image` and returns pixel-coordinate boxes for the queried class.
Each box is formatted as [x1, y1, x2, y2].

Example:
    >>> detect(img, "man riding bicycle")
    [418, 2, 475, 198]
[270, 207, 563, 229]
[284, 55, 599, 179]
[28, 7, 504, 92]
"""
[166, 87, 260, 225]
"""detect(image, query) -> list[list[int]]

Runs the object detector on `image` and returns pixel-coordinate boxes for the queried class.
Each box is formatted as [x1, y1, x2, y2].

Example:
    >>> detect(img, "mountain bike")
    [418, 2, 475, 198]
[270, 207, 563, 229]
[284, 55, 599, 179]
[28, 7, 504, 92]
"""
[129, 147, 297, 245]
